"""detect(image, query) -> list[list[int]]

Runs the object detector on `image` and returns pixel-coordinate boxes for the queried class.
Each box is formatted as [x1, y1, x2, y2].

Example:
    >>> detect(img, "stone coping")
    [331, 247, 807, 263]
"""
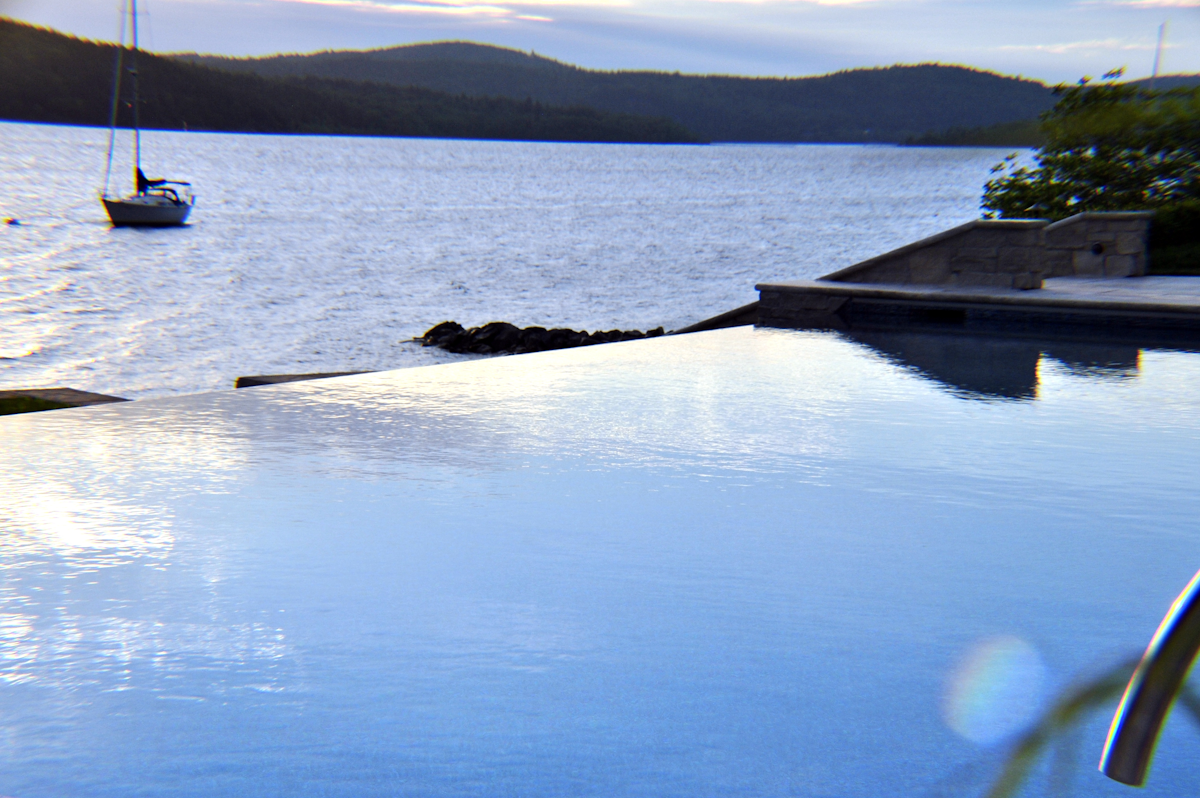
[234, 372, 374, 388]
[671, 301, 760, 334]
[0, 388, 127, 406]
[819, 219, 1048, 282]
[756, 277, 1200, 317]
[1043, 211, 1155, 231]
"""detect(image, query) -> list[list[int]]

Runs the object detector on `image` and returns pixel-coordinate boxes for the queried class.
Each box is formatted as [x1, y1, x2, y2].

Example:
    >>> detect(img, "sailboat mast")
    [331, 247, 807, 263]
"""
[101, 1, 128, 198]
[1150, 22, 1167, 90]
[130, 0, 142, 190]
[99, 0, 194, 225]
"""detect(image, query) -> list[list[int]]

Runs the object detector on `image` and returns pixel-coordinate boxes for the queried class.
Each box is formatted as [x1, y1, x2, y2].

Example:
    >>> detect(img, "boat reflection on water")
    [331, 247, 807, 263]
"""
[844, 330, 1148, 401]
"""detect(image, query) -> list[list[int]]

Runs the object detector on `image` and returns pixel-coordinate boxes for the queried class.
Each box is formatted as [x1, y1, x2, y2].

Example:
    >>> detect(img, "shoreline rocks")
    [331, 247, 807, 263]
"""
[418, 321, 665, 355]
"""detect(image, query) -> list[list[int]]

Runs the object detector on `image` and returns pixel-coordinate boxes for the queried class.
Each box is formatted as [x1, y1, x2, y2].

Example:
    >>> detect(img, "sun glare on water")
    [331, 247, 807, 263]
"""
[943, 635, 1049, 746]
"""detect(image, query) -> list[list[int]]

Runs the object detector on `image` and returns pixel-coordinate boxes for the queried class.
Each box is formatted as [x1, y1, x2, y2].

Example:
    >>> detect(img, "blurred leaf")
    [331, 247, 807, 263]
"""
[983, 658, 1138, 798]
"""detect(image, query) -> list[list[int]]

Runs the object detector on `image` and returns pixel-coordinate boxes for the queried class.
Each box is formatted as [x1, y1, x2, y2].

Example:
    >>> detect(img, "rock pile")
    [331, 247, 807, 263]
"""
[419, 321, 665, 355]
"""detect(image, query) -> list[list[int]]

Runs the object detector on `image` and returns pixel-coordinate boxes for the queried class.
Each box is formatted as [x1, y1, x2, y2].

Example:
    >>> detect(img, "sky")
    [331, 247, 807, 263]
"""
[3, 0, 1198, 83]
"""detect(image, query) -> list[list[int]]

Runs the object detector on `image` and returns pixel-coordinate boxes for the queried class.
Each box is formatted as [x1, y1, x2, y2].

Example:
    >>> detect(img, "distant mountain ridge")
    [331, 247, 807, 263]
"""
[179, 43, 1061, 143]
[0, 20, 701, 143]
[1127, 75, 1200, 90]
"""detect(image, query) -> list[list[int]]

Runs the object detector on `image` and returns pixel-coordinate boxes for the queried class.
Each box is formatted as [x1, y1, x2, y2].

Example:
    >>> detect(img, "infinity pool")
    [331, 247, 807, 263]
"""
[2, 326, 1199, 797]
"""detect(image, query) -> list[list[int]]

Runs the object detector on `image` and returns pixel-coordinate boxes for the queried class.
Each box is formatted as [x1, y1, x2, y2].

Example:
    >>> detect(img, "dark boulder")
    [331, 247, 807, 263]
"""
[421, 321, 466, 349]
[418, 321, 665, 355]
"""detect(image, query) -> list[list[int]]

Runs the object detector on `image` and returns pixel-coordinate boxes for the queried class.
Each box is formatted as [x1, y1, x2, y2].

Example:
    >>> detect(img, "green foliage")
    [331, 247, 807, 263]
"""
[981, 79, 1200, 274]
[1148, 200, 1200, 274]
[905, 119, 1045, 148]
[1151, 242, 1200, 275]
[0, 18, 703, 144]
[178, 45, 1060, 143]
[982, 81, 1200, 220]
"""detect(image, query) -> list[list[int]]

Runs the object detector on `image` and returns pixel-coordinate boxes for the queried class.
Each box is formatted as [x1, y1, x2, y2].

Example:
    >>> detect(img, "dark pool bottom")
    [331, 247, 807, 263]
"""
[1, 326, 1198, 797]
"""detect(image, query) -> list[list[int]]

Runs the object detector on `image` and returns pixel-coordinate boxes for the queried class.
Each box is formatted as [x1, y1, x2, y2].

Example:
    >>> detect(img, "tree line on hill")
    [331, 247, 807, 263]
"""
[904, 75, 1200, 148]
[905, 120, 1046, 147]
[0, 19, 702, 144]
[180, 42, 1061, 143]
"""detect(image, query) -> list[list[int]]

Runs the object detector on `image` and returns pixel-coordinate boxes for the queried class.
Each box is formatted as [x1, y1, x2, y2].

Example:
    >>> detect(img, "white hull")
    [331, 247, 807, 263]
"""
[102, 195, 192, 227]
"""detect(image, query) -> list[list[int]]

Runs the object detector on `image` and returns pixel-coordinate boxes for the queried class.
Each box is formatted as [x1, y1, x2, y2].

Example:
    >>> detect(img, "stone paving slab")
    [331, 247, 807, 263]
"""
[755, 276, 1200, 343]
[1039, 277, 1200, 307]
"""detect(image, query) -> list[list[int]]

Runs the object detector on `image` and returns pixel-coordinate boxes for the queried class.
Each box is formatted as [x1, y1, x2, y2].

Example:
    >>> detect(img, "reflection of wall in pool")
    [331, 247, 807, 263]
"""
[846, 330, 1143, 401]
[1041, 344, 1139, 380]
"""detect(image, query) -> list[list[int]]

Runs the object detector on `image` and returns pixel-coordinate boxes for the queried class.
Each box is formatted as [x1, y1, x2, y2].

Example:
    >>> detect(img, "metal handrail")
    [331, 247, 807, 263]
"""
[1101, 568, 1200, 786]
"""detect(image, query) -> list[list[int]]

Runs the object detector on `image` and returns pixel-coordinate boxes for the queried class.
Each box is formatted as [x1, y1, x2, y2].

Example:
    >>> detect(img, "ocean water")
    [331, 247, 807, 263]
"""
[0, 121, 1020, 398]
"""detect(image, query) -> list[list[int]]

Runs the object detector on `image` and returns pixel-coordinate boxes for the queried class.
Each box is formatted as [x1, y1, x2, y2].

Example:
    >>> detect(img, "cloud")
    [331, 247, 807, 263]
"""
[266, 0, 888, 15]
[995, 37, 1161, 53]
[275, 0, 525, 16]
[272, 0, 631, 15]
[1081, 0, 1199, 6]
[249, 0, 891, 26]
[709, 0, 886, 5]
[6, 0, 1198, 81]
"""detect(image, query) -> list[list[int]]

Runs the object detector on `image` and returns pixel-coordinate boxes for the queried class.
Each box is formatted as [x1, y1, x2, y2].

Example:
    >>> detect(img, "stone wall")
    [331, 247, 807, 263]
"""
[823, 220, 1048, 289]
[1043, 212, 1152, 278]
[820, 212, 1152, 290]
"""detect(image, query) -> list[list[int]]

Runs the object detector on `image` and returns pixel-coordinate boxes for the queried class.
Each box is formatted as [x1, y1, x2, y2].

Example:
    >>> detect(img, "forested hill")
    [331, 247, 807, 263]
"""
[0, 19, 702, 144]
[1127, 75, 1200, 90]
[181, 43, 1060, 143]
[905, 73, 1200, 146]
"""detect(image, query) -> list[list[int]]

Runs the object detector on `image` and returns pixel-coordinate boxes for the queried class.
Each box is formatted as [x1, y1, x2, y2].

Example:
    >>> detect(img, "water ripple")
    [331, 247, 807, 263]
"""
[0, 121, 1017, 398]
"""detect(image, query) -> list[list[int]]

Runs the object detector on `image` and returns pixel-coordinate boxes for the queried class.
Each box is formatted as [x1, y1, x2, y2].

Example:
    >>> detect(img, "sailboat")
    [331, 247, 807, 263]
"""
[100, 0, 195, 227]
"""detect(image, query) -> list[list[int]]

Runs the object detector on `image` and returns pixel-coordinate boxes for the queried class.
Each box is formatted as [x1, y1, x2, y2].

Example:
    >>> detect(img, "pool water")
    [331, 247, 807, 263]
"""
[1, 326, 1199, 796]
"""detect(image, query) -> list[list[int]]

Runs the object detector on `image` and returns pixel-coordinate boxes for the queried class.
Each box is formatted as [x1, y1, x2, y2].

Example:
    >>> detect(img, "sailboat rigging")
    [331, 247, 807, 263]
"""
[101, 0, 195, 227]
